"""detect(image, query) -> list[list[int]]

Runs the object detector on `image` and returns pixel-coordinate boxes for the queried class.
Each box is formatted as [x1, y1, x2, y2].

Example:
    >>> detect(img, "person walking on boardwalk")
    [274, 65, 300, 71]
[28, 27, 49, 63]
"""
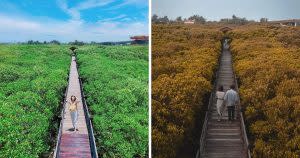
[216, 86, 225, 122]
[68, 95, 79, 131]
[224, 85, 239, 121]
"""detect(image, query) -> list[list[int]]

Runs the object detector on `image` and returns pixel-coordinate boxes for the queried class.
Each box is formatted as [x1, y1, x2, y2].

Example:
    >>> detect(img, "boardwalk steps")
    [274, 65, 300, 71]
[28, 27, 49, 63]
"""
[196, 39, 251, 158]
[53, 55, 98, 158]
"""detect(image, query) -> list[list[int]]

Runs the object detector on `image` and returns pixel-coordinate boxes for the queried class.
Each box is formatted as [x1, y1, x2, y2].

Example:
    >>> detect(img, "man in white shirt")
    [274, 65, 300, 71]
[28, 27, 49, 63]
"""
[224, 85, 239, 121]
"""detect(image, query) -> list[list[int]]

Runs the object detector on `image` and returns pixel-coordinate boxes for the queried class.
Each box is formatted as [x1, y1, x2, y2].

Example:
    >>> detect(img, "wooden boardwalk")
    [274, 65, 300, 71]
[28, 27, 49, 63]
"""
[56, 56, 92, 158]
[197, 40, 250, 158]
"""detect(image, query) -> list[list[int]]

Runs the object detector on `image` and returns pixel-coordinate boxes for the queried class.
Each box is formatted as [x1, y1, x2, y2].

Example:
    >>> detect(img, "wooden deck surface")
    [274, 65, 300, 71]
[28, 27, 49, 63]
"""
[201, 42, 248, 158]
[58, 56, 92, 158]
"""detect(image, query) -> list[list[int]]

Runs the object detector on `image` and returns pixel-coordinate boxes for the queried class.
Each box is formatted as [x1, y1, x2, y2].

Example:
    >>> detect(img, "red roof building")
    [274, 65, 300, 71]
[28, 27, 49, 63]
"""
[130, 36, 149, 44]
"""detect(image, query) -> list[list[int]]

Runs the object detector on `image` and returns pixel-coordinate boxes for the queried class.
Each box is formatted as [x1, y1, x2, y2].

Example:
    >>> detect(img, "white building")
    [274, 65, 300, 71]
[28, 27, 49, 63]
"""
[270, 19, 300, 27]
[184, 20, 195, 24]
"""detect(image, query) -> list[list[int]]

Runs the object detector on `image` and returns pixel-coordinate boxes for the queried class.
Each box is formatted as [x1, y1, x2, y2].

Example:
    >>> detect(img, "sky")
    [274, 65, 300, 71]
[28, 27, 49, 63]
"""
[152, 0, 300, 21]
[0, 0, 148, 42]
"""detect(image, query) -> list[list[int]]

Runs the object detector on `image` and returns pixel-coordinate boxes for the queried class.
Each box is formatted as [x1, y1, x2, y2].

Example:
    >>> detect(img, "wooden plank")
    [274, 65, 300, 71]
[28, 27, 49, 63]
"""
[204, 153, 244, 158]
[206, 142, 243, 148]
[58, 56, 92, 158]
[207, 132, 240, 136]
[201, 42, 248, 158]
[62, 57, 88, 135]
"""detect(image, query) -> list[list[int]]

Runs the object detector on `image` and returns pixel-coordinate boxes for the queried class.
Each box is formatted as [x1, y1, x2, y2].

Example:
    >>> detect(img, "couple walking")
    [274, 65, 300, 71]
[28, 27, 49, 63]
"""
[216, 85, 239, 122]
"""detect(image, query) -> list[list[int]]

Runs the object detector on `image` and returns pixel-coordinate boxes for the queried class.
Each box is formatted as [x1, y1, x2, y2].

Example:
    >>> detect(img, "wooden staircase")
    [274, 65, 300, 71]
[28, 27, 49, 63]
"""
[197, 39, 251, 158]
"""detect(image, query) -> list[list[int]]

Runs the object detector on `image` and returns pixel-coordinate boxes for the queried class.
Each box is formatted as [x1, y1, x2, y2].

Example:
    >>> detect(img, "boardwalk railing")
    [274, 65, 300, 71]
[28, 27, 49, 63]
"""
[225, 38, 250, 157]
[78, 76, 98, 158]
[53, 59, 71, 158]
[197, 39, 251, 158]
[53, 55, 98, 158]
[234, 75, 251, 158]
[76, 57, 98, 158]
[197, 46, 222, 158]
[196, 101, 210, 158]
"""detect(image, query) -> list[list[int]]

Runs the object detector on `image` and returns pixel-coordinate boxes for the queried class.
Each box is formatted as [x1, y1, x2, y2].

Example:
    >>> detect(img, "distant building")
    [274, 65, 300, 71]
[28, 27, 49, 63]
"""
[130, 36, 149, 45]
[269, 19, 300, 27]
[184, 20, 195, 24]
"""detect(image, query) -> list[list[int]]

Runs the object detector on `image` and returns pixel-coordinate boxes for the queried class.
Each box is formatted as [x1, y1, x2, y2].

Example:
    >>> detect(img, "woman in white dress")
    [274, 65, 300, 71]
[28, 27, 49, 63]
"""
[216, 86, 225, 121]
[68, 95, 79, 131]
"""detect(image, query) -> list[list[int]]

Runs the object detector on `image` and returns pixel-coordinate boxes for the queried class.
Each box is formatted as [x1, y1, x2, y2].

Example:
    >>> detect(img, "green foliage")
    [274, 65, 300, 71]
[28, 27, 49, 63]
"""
[0, 45, 70, 157]
[77, 45, 148, 158]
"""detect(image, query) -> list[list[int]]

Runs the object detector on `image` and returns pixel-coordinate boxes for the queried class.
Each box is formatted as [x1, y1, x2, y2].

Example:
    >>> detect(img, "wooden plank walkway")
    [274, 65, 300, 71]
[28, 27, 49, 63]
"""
[57, 56, 92, 158]
[198, 40, 249, 158]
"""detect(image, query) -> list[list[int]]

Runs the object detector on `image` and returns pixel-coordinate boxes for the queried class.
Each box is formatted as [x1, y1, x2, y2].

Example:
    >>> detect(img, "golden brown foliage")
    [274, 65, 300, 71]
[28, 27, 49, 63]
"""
[229, 25, 300, 158]
[152, 24, 222, 158]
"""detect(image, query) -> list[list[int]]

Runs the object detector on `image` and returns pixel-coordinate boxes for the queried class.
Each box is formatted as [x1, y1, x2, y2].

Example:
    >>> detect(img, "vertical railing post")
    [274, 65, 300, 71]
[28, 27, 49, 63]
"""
[231, 45, 251, 158]
[196, 41, 223, 158]
[73, 49, 98, 158]
[53, 54, 72, 158]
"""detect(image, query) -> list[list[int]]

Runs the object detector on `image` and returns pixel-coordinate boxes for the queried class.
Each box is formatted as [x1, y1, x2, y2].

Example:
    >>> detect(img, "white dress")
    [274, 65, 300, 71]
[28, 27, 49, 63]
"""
[216, 91, 225, 116]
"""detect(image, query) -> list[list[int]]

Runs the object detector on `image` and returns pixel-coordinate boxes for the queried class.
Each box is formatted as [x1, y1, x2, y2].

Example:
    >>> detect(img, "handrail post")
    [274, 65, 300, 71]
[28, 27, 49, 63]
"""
[196, 43, 222, 158]
[197, 38, 251, 158]
[53, 55, 72, 158]
[233, 66, 251, 158]
[76, 59, 99, 158]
